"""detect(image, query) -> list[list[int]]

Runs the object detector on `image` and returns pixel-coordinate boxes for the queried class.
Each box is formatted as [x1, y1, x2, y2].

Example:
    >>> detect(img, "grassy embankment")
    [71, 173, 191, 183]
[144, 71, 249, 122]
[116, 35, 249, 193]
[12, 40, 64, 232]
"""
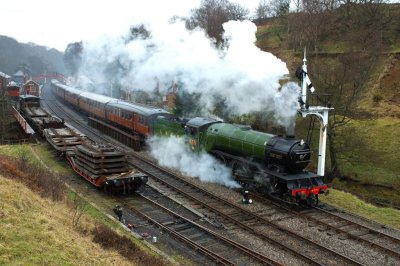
[0, 144, 169, 265]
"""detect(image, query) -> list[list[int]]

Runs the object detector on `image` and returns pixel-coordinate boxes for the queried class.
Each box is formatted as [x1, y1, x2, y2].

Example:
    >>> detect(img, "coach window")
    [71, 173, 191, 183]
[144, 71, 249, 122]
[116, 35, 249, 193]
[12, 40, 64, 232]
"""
[125, 111, 133, 120]
[138, 115, 146, 125]
[121, 110, 129, 120]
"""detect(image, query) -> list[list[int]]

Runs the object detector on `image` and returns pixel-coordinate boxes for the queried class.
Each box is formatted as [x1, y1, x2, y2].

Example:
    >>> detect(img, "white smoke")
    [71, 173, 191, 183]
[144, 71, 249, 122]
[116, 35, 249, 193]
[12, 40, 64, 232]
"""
[76, 18, 300, 128]
[274, 82, 301, 132]
[148, 136, 240, 188]
[120, 20, 291, 115]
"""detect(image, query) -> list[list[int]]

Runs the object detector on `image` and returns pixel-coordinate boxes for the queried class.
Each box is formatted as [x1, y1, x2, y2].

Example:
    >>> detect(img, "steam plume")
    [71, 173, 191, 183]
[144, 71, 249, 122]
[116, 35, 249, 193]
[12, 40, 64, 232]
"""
[76, 19, 300, 128]
[148, 136, 240, 188]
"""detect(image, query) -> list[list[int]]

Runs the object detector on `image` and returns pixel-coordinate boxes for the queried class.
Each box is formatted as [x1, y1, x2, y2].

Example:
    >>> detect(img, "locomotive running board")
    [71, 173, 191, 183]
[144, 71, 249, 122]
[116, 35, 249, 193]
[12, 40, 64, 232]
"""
[210, 150, 323, 181]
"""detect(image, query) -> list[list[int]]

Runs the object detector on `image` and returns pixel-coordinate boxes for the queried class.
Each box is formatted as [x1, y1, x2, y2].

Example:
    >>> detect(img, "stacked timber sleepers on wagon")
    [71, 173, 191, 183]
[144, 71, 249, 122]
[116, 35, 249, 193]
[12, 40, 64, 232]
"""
[24, 105, 51, 117]
[66, 141, 148, 193]
[20, 95, 65, 133]
[32, 116, 65, 132]
[72, 142, 131, 177]
[43, 127, 86, 152]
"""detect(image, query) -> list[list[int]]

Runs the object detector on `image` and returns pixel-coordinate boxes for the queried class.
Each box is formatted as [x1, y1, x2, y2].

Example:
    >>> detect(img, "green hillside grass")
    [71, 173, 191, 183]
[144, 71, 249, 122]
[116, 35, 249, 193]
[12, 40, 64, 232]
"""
[0, 175, 136, 265]
[321, 189, 400, 229]
[340, 118, 400, 186]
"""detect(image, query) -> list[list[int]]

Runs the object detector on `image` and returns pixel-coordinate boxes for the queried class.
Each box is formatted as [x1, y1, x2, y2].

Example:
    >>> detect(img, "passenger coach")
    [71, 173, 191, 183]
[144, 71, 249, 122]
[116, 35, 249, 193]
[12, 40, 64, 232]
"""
[51, 79, 173, 140]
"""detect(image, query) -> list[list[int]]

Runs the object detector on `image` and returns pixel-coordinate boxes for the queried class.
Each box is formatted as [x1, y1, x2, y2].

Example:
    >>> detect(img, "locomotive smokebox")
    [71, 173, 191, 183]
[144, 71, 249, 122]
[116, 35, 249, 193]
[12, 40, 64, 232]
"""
[265, 136, 311, 173]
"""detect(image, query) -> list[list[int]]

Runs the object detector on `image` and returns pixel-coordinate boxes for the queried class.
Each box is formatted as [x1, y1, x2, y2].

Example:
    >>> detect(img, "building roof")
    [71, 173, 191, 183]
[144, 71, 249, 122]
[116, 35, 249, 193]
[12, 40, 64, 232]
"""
[13, 70, 25, 77]
[24, 80, 39, 86]
[0, 71, 11, 79]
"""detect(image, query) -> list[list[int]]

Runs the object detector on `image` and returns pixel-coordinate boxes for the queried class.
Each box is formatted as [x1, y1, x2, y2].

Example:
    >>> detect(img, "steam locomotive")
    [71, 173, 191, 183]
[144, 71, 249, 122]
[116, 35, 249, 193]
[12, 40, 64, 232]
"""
[155, 117, 327, 206]
[51, 80, 327, 206]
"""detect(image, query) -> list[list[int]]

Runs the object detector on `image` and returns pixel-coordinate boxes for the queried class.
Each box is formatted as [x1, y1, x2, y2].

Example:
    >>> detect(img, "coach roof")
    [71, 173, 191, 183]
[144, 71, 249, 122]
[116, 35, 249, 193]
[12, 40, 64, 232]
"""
[52, 79, 82, 95]
[107, 100, 170, 116]
[80, 91, 115, 104]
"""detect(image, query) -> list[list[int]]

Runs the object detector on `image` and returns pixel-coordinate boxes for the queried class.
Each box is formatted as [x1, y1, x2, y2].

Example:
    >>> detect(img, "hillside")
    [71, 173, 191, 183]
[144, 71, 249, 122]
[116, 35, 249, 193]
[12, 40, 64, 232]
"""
[255, 3, 400, 207]
[0, 145, 167, 265]
[0, 174, 136, 265]
[0, 35, 66, 76]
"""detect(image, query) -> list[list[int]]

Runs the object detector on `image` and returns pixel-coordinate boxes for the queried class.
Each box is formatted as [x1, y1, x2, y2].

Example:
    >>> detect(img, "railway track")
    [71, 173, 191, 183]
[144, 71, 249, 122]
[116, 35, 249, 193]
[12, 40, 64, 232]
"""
[303, 206, 400, 257]
[250, 193, 400, 264]
[40, 84, 400, 265]
[128, 152, 363, 266]
[123, 190, 281, 266]
[39, 86, 284, 264]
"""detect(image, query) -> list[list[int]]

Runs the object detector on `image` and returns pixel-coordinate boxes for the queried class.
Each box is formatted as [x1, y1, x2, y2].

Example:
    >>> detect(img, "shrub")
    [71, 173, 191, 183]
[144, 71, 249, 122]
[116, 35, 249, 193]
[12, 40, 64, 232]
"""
[92, 223, 167, 266]
[372, 94, 384, 103]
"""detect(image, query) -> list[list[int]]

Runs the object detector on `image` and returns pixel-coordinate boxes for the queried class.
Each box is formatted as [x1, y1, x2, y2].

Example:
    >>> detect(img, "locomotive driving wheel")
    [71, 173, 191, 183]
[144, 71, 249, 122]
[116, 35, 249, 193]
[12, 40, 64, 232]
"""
[308, 194, 319, 207]
[231, 160, 253, 187]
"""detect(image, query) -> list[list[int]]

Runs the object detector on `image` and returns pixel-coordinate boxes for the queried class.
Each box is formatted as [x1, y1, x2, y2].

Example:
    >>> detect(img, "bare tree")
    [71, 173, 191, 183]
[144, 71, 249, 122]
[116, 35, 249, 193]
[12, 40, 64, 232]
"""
[64, 42, 83, 76]
[335, 0, 392, 50]
[187, 0, 249, 45]
[255, 0, 271, 20]
[292, 0, 303, 12]
[309, 51, 378, 178]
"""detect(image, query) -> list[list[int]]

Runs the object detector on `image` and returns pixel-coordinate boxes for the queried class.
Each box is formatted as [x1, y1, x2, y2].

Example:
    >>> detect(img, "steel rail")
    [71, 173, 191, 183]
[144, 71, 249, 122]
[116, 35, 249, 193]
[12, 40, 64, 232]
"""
[129, 153, 363, 266]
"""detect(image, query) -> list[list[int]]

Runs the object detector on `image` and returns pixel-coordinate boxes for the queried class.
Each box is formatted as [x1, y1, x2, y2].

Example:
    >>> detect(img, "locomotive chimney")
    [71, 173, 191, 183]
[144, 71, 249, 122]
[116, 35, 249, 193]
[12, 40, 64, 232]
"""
[286, 120, 295, 139]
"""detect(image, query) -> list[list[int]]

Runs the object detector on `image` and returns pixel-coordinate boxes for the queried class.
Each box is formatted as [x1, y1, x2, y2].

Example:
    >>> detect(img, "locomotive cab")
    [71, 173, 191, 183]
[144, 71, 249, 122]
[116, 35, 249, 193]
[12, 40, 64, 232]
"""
[185, 117, 221, 152]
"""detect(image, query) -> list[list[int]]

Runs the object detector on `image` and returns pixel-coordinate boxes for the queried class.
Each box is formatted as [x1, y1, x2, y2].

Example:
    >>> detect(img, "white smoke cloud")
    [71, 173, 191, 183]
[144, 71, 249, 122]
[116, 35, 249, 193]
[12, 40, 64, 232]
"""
[274, 82, 301, 131]
[120, 20, 291, 115]
[77, 19, 299, 127]
[148, 136, 240, 188]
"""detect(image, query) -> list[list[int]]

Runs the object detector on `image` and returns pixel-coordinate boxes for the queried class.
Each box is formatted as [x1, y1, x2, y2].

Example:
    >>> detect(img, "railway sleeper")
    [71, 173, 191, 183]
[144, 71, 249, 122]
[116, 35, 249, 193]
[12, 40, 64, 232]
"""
[360, 234, 379, 242]
[161, 221, 175, 226]
[336, 223, 356, 230]
[317, 226, 330, 232]
[270, 215, 295, 222]
[347, 228, 368, 236]
[196, 238, 215, 246]
[170, 223, 192, 232]
[323, 229, 337, 236]
[245, 220, 263, 226]
[338, 233, 350, 240]
[351, 230, 371, 238]
[330, 221, 349, 228]
[189, 233, 208, 242]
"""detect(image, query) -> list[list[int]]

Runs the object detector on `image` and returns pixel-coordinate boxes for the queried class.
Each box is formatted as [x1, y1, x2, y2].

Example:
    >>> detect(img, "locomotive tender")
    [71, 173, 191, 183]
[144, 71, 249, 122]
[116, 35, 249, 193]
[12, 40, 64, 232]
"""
[51, 80, 327, 206]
